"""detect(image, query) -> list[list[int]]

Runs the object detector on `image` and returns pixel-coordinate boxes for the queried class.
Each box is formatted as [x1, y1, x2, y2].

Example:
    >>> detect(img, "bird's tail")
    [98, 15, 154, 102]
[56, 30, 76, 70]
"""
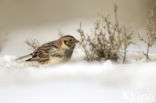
[16, 53, 33, 61]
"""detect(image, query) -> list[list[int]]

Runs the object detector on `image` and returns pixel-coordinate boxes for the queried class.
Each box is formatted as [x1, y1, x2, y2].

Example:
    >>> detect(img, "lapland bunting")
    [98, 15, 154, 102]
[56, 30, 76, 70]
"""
[17, 35, 79, 64]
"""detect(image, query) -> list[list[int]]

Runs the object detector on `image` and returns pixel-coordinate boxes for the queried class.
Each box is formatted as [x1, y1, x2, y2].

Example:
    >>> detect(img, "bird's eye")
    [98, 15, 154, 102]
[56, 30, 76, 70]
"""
[64, 40, 67, 44]
[69, 39, 72, 42]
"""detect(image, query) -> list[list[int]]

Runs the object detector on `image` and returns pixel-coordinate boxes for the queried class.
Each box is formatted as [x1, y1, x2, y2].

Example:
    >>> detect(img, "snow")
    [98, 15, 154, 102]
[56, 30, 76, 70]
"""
[0, 55, 156, 88]
[0, 54, 156, 103]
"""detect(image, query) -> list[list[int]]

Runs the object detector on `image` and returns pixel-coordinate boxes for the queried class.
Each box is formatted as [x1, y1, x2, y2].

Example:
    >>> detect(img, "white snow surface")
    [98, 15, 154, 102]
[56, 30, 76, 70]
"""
[0, 54, 156, 103]
[0, 55, 156, 88]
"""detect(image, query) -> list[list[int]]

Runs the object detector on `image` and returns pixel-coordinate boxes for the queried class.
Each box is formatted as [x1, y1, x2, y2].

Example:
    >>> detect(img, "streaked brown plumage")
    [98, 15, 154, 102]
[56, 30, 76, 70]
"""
[17, 35, 79, 64]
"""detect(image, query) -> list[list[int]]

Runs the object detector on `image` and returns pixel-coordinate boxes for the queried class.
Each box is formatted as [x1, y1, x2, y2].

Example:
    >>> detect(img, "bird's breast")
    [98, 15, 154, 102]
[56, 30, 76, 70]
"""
[64, 48, 74, 59]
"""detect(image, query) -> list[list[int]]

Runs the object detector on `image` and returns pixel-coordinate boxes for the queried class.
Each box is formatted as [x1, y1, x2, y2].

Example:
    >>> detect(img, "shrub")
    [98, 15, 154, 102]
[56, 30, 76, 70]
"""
[138, 2, 156, 61]
[77, 4, 134, 63]
[25, 39, 40, 51]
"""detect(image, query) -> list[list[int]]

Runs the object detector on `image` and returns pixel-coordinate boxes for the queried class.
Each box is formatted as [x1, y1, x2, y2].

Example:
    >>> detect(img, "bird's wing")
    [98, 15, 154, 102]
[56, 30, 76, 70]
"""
[27, 41, 60, 61]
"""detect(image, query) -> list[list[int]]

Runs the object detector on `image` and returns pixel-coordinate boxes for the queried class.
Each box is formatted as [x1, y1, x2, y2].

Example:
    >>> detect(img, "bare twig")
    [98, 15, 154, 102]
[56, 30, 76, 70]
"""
[138, 1, 156, 61]
[25, 39, 40, 50]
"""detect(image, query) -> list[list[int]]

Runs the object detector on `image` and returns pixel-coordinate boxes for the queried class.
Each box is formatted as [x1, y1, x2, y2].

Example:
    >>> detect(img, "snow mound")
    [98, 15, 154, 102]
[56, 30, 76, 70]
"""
[0, 55, 156, 88]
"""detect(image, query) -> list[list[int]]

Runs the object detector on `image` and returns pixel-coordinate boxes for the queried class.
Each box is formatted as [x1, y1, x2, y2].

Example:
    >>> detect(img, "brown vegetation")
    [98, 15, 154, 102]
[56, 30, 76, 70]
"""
[25, 39, 40, 51]
[77, 4, 134, 63]
[138, 1, 156, 61]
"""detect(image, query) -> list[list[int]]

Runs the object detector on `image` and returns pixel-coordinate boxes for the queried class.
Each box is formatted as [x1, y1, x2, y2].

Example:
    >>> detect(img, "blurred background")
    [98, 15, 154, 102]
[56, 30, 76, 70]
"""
[0, 0, 153, 30]
[0, 0, 154, 56]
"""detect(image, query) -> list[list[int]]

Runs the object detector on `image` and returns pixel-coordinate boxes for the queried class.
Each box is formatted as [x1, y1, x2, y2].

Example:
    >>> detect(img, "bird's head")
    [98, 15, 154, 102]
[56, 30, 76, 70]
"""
[58, 35, 79, 49]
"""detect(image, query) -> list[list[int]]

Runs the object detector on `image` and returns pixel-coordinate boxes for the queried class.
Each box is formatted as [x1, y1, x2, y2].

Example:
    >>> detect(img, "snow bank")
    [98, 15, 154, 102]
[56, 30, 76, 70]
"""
[0, 55, 156, 88]
[0, 55, 156, 103]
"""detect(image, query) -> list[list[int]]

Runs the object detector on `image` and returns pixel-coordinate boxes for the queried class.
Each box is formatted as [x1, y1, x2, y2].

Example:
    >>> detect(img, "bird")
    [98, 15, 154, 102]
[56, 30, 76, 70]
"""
[16, 35, 79, 65]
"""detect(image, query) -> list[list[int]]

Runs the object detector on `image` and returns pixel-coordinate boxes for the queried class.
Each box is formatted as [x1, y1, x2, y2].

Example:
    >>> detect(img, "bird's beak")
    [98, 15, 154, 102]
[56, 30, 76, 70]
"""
[74, 39, 79, 43]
